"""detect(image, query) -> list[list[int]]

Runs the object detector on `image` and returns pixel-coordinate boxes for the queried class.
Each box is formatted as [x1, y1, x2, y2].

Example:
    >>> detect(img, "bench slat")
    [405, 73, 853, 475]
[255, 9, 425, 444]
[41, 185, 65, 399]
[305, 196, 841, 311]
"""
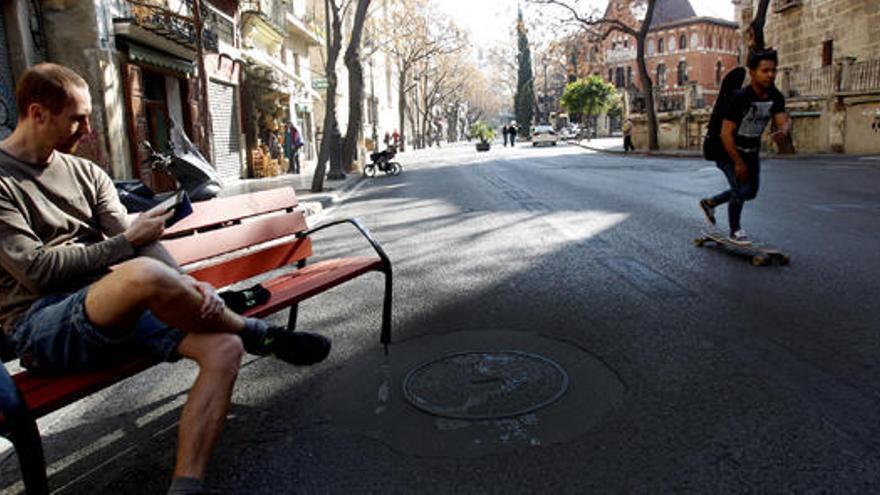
[187, 238, 313, 288]
[165, 187, 298, 235]
[162, 212, 308, 266]
[243, 257, 383, 318]
[13, 358, 156, 418]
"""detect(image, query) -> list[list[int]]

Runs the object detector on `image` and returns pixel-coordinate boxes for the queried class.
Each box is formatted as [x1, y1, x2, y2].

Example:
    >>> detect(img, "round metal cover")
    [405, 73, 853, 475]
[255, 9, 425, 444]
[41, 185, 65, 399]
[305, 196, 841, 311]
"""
[402, 351, 569, 420]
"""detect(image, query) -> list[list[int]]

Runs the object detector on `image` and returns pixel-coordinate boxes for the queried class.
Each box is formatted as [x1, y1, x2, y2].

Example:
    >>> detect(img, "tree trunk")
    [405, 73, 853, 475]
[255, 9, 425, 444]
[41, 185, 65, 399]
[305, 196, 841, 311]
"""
[638, 0, 659, 151]
[748, 0, 772, 58]
[340, 0, 372, 174]
[398, 67, 407, 151]
[636, 35, 658, 151]
[312, 0, 343, 192]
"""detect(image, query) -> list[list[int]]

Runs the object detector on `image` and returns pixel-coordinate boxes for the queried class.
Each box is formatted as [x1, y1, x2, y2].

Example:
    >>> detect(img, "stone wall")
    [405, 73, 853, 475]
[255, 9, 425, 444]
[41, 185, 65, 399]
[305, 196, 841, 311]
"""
[765, 0, 880, 72]
[41, 0, 131, 178]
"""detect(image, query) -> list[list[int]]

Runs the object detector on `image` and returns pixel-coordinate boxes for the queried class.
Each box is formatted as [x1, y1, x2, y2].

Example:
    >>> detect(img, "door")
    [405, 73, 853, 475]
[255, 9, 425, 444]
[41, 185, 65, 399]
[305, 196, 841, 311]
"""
[208, 80, 243, 181]
[142, 70, 176, 192]
[0, 13, 16, 139]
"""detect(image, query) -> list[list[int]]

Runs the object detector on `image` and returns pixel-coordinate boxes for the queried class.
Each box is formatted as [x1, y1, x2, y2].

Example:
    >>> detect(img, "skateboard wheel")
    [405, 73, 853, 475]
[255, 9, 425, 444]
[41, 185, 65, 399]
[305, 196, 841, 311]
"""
[752, 256, 769, 267]
[780, 255, 791, 265]
[693, 238, 705, 247]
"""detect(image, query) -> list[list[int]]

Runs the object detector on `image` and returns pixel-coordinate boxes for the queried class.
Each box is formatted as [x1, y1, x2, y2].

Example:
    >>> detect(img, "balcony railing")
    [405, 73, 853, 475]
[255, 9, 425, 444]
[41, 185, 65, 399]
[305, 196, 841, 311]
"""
[112, 0, 217, 52]
[113, 0, 195, 46]
[842, 59, 880, 93]
[787, 65, 834, 97]
[240, 0, 288, 33]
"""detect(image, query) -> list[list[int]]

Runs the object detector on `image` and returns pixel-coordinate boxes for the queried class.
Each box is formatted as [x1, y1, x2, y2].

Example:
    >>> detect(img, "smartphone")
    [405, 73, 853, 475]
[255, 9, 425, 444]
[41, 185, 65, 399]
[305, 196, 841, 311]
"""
[153, 190, 193, 228]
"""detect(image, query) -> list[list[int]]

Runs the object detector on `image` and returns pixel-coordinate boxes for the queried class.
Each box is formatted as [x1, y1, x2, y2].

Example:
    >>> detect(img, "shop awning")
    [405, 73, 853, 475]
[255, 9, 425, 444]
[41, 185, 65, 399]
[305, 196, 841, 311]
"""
[128, 43, 195, 75]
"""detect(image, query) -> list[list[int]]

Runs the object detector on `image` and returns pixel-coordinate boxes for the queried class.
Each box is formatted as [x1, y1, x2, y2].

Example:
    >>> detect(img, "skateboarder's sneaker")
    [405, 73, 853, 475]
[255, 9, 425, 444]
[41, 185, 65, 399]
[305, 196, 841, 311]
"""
[728, 229, 752, 246]
[699, 199, 716, 225]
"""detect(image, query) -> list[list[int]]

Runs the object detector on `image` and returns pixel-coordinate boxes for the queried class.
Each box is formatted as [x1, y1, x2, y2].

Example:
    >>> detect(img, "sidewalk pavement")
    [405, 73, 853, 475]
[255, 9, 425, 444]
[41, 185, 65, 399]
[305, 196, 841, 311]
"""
[574, 137, 880, 162]
[217, 170, 363, 219]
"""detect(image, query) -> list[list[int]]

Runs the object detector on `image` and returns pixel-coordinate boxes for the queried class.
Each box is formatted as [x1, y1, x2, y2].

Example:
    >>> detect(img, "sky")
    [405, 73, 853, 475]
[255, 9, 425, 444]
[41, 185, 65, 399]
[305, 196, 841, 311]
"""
[432, 0, 735, 48]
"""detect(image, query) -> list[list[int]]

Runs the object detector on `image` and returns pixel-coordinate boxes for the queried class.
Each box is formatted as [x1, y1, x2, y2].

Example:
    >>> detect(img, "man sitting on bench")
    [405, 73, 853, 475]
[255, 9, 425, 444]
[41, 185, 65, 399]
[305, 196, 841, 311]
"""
[0, 63, 331, 494]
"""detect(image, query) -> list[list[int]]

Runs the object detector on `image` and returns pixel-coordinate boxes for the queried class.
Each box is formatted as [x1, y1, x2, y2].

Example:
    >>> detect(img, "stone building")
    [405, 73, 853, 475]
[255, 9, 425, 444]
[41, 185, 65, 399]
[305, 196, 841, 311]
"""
[733, 0, 880, 154]
[0, 0, 48, 140]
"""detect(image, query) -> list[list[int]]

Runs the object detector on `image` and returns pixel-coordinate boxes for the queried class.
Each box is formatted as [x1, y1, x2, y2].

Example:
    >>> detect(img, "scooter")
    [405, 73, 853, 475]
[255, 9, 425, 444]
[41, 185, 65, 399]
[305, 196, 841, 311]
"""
[364, 145, 402, 177]
[115, 124, 223, 212]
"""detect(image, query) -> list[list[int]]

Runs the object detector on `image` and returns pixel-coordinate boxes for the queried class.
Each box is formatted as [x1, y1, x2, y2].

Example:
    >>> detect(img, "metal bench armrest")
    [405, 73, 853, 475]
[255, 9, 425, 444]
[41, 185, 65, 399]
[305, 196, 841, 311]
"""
[298, 218, 391, 270]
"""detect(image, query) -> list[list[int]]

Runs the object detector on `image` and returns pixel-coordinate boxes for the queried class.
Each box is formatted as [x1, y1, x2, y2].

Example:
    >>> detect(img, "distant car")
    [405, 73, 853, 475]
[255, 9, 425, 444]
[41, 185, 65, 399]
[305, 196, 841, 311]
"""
[561, 126, 578, 140]
[531, 125, 558, 146]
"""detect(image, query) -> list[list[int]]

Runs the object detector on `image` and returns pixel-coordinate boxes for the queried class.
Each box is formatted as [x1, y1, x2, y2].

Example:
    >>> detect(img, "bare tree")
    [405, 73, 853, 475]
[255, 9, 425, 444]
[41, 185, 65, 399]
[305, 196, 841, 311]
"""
[312, 0, 344, 192]
[340, 0, 373, 173]
[532, 0, 659, 150]
[383, 0, 463, 151]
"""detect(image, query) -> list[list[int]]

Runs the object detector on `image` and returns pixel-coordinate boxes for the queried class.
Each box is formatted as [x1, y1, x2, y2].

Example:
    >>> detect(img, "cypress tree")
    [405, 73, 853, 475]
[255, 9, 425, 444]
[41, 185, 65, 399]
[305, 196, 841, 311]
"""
[514, 9, 534, 138]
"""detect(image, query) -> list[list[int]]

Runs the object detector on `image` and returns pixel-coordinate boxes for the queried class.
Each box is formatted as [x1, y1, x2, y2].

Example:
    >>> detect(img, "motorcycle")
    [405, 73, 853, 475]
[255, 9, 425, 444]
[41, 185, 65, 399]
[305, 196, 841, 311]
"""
[115, 123, 223, 212]
[364, 145, 402, 177]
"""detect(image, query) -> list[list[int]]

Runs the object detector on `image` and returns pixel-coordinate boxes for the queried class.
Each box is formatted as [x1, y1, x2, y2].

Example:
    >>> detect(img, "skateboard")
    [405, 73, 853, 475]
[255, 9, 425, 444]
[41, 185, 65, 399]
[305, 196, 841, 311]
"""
[693, 230, 790, 267]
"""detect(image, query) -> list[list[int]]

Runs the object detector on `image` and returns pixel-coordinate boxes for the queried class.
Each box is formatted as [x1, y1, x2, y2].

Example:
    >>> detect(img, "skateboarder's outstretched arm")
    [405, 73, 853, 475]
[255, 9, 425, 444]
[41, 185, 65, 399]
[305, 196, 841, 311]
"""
[770, 111, 792, 146]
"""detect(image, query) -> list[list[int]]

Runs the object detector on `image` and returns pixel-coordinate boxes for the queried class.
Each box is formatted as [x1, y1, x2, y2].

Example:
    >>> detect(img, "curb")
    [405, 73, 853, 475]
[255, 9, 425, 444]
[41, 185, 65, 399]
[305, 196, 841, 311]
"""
[297, 174, 364, 220]
[574, 141, 879, 162]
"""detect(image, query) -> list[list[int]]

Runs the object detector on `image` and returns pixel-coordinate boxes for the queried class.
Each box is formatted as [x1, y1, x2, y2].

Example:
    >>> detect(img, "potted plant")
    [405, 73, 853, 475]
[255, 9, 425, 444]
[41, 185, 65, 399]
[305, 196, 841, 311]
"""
[470, 121, 495, 152]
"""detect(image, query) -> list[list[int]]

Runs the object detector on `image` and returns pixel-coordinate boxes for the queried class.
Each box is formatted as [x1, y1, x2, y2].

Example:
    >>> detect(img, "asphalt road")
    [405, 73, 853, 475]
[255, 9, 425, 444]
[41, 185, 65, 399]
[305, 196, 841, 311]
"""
[3, 142, 880, 493]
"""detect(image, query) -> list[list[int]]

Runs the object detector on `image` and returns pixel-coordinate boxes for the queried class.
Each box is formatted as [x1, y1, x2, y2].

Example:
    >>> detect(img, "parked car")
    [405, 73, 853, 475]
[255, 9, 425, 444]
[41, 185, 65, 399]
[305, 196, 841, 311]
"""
[560, 126, 578, 140]
[531, 125, 558, 146]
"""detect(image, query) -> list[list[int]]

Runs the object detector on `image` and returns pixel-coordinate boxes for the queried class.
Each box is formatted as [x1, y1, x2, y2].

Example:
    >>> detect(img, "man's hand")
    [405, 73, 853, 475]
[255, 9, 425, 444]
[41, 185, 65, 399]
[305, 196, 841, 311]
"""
[770, 130, 787, 146]
[734, 160, 749, 184]
[183, 275, 225, 319]
[124, 207, 173, 247]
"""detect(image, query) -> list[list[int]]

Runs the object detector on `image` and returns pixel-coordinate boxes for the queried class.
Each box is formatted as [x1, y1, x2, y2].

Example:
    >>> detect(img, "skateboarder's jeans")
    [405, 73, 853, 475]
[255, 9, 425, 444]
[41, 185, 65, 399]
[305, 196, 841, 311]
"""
[710, 153, 760, 234]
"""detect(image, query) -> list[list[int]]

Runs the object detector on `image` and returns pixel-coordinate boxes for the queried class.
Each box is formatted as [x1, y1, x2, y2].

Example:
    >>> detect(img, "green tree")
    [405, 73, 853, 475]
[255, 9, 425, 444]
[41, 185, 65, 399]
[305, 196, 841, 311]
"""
[513, 10, 535, 138]
[560, 75, 618, 121]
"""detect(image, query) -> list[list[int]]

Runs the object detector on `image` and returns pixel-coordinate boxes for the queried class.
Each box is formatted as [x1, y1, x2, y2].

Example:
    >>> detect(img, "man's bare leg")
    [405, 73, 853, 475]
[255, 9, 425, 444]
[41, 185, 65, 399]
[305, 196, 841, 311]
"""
[172, 332, 243, 479]
[85, 257, 245, 334]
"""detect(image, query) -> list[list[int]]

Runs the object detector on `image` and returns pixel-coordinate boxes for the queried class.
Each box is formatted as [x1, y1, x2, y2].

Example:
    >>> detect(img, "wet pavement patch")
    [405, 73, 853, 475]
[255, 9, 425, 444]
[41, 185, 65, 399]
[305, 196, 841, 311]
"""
[316, 330, 625, 458]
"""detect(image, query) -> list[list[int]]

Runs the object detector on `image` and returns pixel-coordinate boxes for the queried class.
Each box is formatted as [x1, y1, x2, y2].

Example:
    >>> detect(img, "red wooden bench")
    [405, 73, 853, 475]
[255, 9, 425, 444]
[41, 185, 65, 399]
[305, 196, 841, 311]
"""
[0, 187, 392, 494]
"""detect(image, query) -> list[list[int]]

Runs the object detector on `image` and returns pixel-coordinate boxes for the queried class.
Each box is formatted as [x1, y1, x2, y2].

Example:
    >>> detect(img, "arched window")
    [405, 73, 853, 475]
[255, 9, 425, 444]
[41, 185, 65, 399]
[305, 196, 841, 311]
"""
[648, 38, 655, 55]
[615, 67, 625, 88]
[677, 61, 688, 85]
[709, 35, 714, 49]
[670, 36, 676, 51]
[656, 64, 667, 87]
[679, 34, 687, 50]
[608, 68, 614, 83]
[627, 66, 633, 86]
[715, 61, 723, 86]
[691, 32, 699, 49]
[658, 38, 664, 53]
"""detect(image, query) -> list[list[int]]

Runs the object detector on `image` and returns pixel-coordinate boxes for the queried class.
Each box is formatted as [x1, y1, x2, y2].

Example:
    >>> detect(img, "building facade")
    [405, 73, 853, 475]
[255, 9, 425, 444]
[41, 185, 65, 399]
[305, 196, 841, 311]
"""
[602, 0, 739, 113]
[734, 0, 880, 154]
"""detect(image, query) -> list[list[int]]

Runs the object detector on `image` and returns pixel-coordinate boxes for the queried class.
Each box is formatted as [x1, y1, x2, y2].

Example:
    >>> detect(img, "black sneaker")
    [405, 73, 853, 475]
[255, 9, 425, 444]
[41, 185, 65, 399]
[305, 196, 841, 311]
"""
[699, 199, 716, 225]
[261, 326, 331, 366]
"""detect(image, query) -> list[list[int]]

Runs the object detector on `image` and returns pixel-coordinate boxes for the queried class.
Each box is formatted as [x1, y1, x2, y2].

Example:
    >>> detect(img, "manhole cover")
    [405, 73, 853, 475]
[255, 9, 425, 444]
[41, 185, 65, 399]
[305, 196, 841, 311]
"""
[402, 351, 569, 420]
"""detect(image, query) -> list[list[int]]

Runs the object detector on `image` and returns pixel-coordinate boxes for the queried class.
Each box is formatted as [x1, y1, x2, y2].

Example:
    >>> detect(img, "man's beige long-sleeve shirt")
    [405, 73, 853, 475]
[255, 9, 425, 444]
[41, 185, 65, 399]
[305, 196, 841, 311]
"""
[0, 148, 135, 334]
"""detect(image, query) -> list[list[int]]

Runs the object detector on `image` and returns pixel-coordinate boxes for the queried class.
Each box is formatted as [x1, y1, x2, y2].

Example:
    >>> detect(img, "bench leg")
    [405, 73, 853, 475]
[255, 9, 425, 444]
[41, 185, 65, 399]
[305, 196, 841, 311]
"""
[1, 367, 48, 494]
[8, 414, 49, 495]
[287, 304, 299, 332]
[381, 266, 393, 354]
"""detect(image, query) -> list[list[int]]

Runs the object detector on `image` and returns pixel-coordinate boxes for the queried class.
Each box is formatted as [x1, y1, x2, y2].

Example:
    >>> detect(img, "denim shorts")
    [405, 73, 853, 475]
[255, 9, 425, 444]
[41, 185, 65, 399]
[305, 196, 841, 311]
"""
[10, 285, 186, 373]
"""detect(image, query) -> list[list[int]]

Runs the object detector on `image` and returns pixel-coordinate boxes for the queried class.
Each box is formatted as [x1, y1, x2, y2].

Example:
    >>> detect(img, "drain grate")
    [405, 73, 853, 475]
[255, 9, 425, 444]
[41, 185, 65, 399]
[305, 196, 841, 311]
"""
[402, 351, 569, 420]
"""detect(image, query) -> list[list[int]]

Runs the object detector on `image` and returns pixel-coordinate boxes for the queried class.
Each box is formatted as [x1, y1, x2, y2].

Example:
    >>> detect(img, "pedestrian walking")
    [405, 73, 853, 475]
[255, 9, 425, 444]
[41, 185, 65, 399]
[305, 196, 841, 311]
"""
[508, 123, 518, 147]
[502, 124, 510, 146]
[286, 123, 304, 174]
[622, 118, 634, 152]
[699, 49, 791, 246]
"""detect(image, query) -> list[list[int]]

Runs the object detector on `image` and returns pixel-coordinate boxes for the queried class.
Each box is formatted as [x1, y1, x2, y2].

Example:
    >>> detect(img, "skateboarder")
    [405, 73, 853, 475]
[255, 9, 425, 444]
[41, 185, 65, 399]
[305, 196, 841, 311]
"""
[699, 49, 791, 246]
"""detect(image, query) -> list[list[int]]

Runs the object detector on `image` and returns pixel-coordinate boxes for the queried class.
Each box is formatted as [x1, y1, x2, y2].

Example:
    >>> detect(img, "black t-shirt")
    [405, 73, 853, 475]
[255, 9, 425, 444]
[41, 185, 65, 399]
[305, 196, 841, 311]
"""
[724, 85, 786, 153]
